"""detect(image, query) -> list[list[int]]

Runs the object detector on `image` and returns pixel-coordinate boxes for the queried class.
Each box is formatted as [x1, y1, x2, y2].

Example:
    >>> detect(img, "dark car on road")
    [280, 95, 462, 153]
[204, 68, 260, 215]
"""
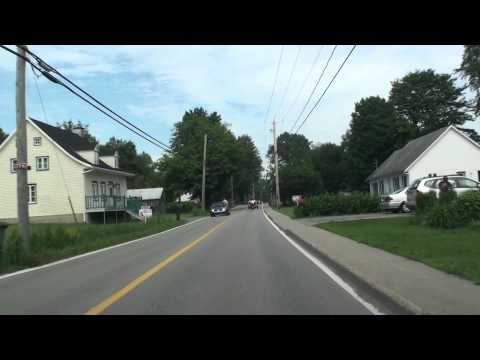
[210, 201, 230, 216]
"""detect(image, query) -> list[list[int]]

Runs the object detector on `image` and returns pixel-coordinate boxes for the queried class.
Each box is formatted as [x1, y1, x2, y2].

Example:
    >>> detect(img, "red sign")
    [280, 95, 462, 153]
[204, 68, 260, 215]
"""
[15, 163, 31, 170]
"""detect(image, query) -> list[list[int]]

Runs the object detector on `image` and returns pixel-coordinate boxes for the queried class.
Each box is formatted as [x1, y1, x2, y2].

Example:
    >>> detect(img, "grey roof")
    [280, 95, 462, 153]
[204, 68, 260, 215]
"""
[366, 126, 450, 181]
[30, 118, 133, 175]
[126, 188, 164, 200]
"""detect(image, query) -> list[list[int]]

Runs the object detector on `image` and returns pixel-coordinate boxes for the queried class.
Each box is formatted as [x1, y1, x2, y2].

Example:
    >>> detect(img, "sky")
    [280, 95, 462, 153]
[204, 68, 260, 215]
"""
[1, 45, 478, 168]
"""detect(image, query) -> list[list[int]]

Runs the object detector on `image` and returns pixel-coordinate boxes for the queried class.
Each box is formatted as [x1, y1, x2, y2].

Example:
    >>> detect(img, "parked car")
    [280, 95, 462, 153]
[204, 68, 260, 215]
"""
[380, 187, 410, 213]
[406, 175, 480, 209]
[210, 201, 230, 216]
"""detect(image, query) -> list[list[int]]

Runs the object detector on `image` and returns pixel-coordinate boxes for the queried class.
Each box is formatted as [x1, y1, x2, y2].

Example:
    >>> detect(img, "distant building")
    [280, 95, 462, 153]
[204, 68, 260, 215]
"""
[0, 118, 134, 224]
[366, 125, 480, 196]
[126, 188, 164, 212]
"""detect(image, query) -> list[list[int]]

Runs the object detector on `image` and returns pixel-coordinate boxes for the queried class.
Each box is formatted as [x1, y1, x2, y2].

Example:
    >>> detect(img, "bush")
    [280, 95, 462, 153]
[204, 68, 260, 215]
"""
[425, 202, 468, 229]
[416, 191, 438, 215]
[439, 190, 457, 205]
[455, 191, 480, 223]
[300, 193, 380, 217]
[166, 201, 197, 214]
[191, 208, 209, 217]
[293, 206, 306, 218]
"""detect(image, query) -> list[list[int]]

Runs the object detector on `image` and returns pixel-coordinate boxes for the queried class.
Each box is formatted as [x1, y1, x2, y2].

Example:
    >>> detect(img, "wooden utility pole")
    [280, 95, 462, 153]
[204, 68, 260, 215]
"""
[273, 118, 280, 208]
[16, 45, 30, 251]
[201, 133, 207, 211]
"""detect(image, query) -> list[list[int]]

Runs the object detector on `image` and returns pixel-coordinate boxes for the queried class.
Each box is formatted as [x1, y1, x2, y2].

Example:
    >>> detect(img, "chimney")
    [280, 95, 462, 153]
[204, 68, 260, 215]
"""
[114, 150, 119, 168]
[72, 126, 85, 137]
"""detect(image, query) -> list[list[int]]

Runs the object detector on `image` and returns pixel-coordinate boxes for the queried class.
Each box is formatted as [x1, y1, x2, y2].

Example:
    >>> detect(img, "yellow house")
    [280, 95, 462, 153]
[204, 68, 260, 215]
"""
[0, 118, 134, 224]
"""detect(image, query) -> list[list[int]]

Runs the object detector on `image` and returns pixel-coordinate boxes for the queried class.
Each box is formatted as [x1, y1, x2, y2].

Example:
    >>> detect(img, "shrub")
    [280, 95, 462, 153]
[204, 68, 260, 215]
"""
[425, 202, 468, 229]
[439, 190, 457, 205]
[166, 201, 197, 214]
[416, 191, 437, 215]
[455, 191, 480, 223]
[293, 206, 305, 218]
[300, 193, 379, 217]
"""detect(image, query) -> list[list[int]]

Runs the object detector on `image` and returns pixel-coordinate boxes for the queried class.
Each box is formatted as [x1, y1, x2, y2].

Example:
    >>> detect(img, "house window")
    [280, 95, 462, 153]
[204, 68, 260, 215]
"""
[100, 182, 106, 196]
[115, 183, 121, 196]
[478, 171, 480, 182]
[92, 181, 99, 196]
[393, 177, 400, 191]
[28, 184, 37, 204]
[10, 158, 17, 173]
[379, 180, 385, 195]
[108, 182, 114, 196]
[33, 137, 42, 146]
[36, 156, 49, 171]
[372, 182, 378, 195]
[401, 175, 408, 188]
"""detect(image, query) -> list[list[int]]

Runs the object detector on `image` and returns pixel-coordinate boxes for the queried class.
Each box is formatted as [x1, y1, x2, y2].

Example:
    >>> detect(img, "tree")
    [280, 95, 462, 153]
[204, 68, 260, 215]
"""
[0, 128, 7, 145]
[159, 107, 249, 206]
[457, 45, 480, 115]
[57, 119, 98, 146]
[235, 135, 263, 202]
[268, 132, 321, 203]
[389, 69, 473, 144]
[342, 96, 398, 191]
[99, 137, 158, 188]
[311, 143, 348, 193]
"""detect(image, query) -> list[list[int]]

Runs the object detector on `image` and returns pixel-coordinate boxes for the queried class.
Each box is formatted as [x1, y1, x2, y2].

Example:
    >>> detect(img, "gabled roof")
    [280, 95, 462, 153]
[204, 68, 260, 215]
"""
[366, 126, 449, 181]
[29, 118, 134, 176]
[126, 188, 164, 200]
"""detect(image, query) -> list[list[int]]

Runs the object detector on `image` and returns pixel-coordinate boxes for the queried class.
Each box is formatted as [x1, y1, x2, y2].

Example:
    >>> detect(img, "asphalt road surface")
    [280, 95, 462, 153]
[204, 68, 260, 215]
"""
[0, 206, 386, 315]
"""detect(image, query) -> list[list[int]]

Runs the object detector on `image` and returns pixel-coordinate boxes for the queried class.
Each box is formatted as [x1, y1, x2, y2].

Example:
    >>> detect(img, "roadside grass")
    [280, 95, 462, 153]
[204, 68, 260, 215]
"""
[0, 215, 186, 275]
[317, 217, 480, 285]
[276, 207, 298, 219]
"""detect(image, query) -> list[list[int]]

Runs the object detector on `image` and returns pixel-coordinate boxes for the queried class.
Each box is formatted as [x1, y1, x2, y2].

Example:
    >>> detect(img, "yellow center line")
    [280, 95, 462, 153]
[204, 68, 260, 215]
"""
[85, 219, 227, 315]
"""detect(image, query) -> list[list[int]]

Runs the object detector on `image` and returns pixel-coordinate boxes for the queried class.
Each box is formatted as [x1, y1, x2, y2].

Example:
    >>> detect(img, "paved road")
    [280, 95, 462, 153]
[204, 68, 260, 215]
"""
[0, 207, 381, 314]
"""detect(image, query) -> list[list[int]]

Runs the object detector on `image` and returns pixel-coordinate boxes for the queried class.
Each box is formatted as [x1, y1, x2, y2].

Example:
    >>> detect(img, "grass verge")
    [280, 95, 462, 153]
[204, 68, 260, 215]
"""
[317, 217, 480, 285]
[275, 207, 297, 219]
[0, 215, 186, 275]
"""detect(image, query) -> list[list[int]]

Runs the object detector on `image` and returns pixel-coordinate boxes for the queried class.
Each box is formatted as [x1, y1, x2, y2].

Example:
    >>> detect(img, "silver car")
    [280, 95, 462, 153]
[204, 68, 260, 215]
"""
[406, 175, 480, 209]
[380, 187, 410, 213]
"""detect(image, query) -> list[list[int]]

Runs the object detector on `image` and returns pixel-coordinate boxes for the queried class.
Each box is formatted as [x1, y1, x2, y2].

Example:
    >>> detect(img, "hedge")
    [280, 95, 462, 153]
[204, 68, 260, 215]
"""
[294, 193, 380, 218]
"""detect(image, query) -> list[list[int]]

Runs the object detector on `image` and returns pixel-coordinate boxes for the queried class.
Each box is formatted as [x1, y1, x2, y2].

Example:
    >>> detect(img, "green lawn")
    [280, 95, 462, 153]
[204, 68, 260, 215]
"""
[276, 207, 297, 219]
[0, 215, 186, 275]
[317, 217, 480, 285]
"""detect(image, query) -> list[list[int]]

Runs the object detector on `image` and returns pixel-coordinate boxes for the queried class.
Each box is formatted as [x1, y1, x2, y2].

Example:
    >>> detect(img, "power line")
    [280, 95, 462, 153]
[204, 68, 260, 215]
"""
[22, 46, 172, 151]
[295, 45, 358, 134]
[289, 45, 338, 133]
[263, 45, 285, 126]
[281, 45, 324, 129]
[1, 45, 171, 152]
[276, 45, 302, 126]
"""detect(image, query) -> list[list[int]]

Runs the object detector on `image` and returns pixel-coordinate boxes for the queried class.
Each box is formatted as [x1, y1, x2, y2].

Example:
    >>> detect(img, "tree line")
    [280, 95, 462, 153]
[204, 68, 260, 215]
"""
[267, 45, 480, 204]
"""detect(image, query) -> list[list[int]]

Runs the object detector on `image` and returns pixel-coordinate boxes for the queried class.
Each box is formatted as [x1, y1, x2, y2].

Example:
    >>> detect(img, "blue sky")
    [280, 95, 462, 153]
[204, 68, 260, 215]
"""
[0, 45, 478, 167]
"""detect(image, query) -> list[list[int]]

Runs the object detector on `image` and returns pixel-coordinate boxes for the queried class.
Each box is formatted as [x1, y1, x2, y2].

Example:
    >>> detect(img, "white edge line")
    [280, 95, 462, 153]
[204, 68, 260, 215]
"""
[0, 217, 209, 281]
[262, 206, 384, 315]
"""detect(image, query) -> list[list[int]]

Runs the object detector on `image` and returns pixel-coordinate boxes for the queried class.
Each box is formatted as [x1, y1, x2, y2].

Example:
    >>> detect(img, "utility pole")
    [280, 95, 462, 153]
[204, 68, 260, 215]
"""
[230, 175, 234, 205]
[273, 118, 281, 208]
[16, 45, 30, 251]
[201, 133, 207, 211]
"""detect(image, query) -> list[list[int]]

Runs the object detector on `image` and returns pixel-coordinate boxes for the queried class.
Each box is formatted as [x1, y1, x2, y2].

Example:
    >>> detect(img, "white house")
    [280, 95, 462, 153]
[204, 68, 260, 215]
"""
[367, 125, 480, 196]
[0, 118, 134, 224]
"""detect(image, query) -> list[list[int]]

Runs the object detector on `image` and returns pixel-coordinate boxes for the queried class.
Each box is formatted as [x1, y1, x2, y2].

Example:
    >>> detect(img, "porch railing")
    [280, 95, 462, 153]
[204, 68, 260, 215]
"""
[85, 196, 126, 210]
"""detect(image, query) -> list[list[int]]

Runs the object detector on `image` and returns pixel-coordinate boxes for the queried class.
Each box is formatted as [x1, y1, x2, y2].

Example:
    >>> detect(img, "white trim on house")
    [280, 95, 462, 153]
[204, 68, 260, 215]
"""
[0, 130, 16, 152]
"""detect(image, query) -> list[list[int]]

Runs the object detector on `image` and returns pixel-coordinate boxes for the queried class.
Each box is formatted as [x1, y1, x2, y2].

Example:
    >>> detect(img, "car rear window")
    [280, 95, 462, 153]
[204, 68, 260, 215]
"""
[455, 178, 479, 188]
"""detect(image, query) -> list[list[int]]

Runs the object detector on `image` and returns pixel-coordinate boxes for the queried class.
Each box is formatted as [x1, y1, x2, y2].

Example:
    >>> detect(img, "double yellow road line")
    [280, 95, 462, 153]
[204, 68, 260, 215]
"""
[85, 219, 227, 315]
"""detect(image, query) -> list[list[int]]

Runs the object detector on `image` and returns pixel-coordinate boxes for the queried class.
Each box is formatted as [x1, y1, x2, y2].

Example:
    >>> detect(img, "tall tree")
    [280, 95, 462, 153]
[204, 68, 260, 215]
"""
[160, 107, 243, 205]
[57, 119, 98, 146]
[268, 132, 321, 203]
[342, 96, 398, 191]
[389, 69, 473, 145]
[457, 45, 480, 115]
[0, 128, 7, 145]
[235, 135, 263, 202]
[311, 142, 348, 193]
